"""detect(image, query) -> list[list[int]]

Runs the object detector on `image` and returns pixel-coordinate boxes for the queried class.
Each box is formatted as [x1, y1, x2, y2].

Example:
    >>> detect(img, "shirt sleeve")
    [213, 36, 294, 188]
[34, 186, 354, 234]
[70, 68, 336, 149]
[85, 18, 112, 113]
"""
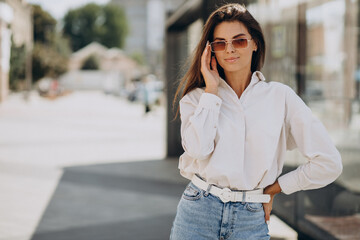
[277, 86, 343, 195]
[180, 92, 222, 160]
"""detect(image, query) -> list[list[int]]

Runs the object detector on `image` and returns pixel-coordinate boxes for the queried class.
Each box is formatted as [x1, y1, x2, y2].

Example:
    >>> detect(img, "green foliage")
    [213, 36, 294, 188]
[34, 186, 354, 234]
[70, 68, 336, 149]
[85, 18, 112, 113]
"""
[9, 40, 26, 90]
[131, 51, 145, 66]
[102, 4, 128, 49]
[63, 3, 128, 51]
[32, 43, 68, 81]
[81, 55, 100, 70]
[52, 32, 72, 57]
[32, 4, 57, 44]
[31, 4, 71, 82]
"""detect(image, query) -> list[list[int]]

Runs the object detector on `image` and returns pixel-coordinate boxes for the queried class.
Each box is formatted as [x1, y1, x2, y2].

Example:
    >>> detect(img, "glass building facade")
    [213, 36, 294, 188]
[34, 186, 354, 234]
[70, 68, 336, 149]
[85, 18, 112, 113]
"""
[166, 0, 360, 238]
[246, 0, 360, 239]
[248, 0, 360, 239]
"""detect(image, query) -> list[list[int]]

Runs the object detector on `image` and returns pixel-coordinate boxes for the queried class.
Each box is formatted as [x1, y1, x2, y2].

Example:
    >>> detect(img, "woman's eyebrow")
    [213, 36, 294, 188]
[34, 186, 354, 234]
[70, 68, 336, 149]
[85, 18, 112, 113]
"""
[214, 33, 246, 40]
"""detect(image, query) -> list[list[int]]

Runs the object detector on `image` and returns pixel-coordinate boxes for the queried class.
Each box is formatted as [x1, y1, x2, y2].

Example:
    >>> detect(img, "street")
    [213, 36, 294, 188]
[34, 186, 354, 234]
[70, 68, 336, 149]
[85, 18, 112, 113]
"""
[0, 91, 167, 240]
[0, 90, 296, 240]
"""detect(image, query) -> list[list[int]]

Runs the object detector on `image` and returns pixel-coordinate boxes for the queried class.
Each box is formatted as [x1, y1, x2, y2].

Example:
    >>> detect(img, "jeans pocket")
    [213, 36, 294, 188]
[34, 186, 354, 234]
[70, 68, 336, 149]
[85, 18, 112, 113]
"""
[182, 182, 202, 201]
[245, 202, 263, 212]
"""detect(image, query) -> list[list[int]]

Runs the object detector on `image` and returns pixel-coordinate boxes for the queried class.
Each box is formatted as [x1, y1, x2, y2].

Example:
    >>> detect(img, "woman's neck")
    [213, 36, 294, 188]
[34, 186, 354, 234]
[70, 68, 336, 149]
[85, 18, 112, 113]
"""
[225, 69, 252, 99]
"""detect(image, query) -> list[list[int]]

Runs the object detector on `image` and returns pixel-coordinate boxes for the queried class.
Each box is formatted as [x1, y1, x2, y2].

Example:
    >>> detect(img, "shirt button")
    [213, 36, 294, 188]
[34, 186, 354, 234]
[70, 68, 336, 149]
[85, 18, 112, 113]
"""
[214, 126, 217, 128]
[216, 103, 219, 106]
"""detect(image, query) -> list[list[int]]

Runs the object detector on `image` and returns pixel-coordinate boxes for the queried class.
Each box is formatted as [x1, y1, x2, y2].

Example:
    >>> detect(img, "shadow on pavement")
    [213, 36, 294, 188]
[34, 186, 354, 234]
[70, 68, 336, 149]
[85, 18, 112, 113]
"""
[31, 159, 188, 240]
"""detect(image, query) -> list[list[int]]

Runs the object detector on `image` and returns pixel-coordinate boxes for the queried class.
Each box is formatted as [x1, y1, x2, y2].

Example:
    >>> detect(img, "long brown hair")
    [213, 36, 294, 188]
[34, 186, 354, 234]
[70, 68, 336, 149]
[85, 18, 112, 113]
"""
[172, 3, 266, 119]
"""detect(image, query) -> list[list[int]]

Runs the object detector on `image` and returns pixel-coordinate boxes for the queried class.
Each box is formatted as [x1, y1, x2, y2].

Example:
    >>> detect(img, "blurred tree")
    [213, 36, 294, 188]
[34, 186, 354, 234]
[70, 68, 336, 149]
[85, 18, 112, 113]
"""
[81, 55, 100, 70]
[102, 4, 128, 49]
[52, 32, 72, 57]
[32, 4, 57, 44]
[9, 39, 26, 90]
[63, 3, 128, 51]
[32, 43, 68, 81]
[31, 4, 70, 82]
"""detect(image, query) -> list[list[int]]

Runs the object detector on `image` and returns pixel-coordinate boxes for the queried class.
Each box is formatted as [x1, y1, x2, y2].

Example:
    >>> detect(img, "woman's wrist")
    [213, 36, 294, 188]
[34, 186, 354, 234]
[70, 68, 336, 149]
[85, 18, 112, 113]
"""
[264, 180, 282, 195]
[205, 86, 219, 95]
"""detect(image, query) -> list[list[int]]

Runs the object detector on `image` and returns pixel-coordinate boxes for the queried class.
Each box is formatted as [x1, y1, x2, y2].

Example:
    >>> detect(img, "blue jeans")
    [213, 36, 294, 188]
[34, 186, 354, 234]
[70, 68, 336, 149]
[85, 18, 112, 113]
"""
[170, 182, 270, 240]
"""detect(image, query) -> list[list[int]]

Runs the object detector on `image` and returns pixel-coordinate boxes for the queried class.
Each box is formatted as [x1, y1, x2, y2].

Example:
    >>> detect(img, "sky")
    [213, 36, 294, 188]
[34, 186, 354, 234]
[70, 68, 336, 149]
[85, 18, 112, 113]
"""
[27, 0, 110, 20]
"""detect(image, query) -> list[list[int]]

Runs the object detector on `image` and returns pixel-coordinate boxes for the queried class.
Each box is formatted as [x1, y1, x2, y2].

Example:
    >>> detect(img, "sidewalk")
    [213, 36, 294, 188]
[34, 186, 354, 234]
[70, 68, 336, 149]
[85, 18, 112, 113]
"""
[32, 160, 187, 240]
[30, 159, 187, 240]
[0, 91, 296, 240]
[30, 159, 296, 240]
[0, 91, 166, 240]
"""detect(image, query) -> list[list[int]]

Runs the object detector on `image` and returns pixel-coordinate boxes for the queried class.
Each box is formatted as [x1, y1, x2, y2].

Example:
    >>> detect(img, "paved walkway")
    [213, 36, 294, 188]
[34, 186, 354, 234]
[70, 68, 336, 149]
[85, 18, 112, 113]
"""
[0, 91, 296, 240]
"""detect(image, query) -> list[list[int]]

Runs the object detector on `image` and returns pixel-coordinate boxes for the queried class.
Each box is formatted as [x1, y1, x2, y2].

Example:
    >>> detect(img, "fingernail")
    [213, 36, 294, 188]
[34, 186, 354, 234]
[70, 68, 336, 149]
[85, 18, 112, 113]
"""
[266, 220, 270, 225]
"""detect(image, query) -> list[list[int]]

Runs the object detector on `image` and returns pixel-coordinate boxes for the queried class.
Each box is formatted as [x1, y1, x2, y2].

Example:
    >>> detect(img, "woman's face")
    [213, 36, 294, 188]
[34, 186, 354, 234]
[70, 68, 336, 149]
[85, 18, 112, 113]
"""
[212, 21, 257, 74]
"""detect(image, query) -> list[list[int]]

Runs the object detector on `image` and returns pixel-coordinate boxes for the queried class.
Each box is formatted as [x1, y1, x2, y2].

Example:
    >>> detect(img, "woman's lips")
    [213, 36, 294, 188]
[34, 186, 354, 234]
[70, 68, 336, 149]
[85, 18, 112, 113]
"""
[224, 57, 239, 63]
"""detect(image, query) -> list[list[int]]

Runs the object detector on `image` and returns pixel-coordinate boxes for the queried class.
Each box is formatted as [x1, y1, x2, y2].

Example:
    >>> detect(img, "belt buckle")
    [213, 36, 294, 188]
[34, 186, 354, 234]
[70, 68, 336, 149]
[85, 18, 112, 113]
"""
[219, 187, 232, 203]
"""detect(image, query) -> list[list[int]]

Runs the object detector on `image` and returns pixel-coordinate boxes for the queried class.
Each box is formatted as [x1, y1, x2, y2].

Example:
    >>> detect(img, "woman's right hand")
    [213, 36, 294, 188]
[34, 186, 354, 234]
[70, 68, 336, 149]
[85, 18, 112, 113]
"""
[201, 41, 220, 95]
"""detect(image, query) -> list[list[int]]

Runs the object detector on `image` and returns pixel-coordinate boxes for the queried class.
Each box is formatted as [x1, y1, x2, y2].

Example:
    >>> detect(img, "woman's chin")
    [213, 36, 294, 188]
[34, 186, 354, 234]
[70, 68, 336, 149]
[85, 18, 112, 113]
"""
[220, 62, 251, 74]
[221, 65, 243, 73]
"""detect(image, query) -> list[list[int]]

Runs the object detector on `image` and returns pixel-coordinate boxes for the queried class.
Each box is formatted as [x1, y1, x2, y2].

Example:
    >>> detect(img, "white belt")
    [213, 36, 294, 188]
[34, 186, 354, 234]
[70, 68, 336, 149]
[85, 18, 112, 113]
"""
[191, 175, 271, 203]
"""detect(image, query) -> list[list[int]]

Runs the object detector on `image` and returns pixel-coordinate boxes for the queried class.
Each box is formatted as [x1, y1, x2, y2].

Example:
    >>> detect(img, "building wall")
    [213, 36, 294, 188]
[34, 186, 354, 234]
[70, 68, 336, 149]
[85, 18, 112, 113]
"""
[110, 0, 184, 75]
[115, 0, 147, 58]
[6, 0, 32, 47]
[68, 42, 139, 85]
[0, 19, 11, 102]
[0, 0, 32, 103]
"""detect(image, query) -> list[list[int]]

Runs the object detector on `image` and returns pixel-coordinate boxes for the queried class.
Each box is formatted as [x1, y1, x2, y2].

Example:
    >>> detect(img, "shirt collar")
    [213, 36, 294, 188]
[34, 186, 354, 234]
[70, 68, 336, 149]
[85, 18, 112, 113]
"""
[219, 71, 266, 88]
[253, 71, 266, 81]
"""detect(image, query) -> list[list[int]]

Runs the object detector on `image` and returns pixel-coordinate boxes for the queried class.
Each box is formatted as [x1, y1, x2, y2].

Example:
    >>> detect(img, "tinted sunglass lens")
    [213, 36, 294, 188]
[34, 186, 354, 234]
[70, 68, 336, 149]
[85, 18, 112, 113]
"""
[211, 42, 226, 51]
[233, 39, 248, 49]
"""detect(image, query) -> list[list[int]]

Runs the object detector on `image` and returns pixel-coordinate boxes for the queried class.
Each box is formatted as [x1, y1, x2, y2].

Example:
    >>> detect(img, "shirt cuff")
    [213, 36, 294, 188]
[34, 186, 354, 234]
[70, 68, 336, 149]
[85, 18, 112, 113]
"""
[198, 93, 222, 110]
[277, 171, 302, 195]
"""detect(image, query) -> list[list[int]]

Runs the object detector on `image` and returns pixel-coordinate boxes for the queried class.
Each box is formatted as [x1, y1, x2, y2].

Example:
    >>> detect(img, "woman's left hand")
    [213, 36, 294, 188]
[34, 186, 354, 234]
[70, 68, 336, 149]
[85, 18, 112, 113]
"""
[262, 180, 282, 225]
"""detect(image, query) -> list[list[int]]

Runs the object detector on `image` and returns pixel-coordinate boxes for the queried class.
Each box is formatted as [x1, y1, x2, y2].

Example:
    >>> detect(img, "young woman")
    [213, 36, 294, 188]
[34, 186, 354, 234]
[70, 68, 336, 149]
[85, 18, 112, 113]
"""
[170, 3, 343, 240]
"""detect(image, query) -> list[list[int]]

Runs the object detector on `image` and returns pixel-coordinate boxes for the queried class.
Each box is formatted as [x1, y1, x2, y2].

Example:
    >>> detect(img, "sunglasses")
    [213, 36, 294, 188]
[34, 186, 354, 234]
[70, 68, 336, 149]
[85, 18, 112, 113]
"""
[210, 38, 252, 52]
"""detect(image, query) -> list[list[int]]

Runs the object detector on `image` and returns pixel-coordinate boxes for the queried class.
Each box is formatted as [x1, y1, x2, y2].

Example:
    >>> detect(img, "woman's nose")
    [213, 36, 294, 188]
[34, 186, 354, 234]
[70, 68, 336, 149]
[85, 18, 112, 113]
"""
[225, 42, 235, 53]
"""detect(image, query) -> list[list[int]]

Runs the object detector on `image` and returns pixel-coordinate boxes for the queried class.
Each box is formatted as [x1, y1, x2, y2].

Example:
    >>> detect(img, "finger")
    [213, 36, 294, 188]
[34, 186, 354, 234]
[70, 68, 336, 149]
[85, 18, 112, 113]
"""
[263, 204, 270, 224]
[265, 211, 270, 225]
[265, 210, 270, 222]
[204, 43, 211, 66]
[201, 42, 209, 60]
[211, 56, 218, 72]
[201, 42, 210, 69]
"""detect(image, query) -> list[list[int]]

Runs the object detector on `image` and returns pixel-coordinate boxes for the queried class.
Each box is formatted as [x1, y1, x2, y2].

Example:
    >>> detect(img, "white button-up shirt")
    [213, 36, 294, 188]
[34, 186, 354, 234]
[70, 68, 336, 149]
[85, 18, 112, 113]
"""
[178, 71, 343, 195]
